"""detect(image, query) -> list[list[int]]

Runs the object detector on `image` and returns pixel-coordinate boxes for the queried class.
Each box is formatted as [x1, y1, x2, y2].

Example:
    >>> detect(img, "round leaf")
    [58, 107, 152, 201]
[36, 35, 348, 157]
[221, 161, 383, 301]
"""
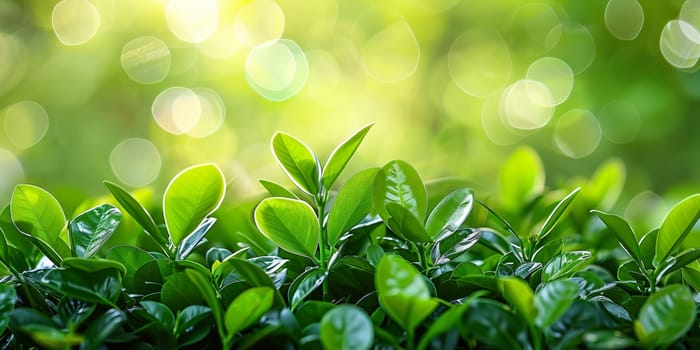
[320, 304, 374, 350]
[224, 287, 274, 336]
[425, 189, 473, 240]
[254, 197, 319, 259]
[635, 284, 695, 348]
[69, 204, 122, 258]
[373, 160, 428, 223]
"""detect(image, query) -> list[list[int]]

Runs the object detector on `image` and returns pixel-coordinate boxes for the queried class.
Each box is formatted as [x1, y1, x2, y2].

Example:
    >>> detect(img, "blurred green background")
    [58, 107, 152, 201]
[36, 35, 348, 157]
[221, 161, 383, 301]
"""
[0, 0, 698, 219]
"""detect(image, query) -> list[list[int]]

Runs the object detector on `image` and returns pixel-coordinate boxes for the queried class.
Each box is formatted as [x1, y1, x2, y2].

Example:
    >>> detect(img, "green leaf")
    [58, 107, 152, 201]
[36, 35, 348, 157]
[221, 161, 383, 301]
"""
[536, 187, 580, 242]
[10, 184, 69, 264]
[224, 287, 274, 336]
[175, 305, 211, 340]
[416, 292, 484, 350]
[541, 251, 592, 282]
[140, 300, 175, 330]
[40, 266, 122, 307]
[327, 168, 379, 246]
[162, 272, 205, 311]
[499, 147, 544, 212]
[254, 197, 319, 259]
[79, 309, 126, 350]
[104, 181, 165, 244]
[431, 228, 481, 265]
[61, 257, 126, 276]
[289, 267, 326, 311]
[375, 254, 438, 331]
[534, 279, 580, 328]
[0, 284, 16, 334]
[163, 163, 226, 247]
[498, 277, 536, 326]
[176, 217, 216, 260]
[185, 269, 224, 335]
[425, 189, 473, 240]
[655, 248, 700, 279]
[321, 123, 373, 191]
[385, 203, 432, 242]
[106, 245, 154, 289]
[462, 299, 528, 350]
[258, 179, 298, 199]
[591, 210, 641, 264]
[320, 304, 374, 350]
[271, 132, 320, 195]
[57, 299, 95, 330]
[373, 160, 428, 223]
[21, 324, 84, 349]
[635, 284, 695, 348]
[586, 159, 625, 211]
[213, 257, 285, 307]
[654, 194, 700, 266]
[69, 204, 122, 258]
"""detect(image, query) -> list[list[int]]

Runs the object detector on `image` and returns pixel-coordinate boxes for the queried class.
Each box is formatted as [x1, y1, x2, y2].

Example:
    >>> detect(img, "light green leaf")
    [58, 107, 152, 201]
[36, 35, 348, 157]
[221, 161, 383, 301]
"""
[425, 189, 473, 240]
[163, 163, 226, 247]
[654, 194, 700, 267]
[498, 277, 536, 326]
[591, 210, 641, 265]
[320, 304, 374, 350]
[373, 160, 428, 223]
[541, 251, 592, 282]
[103, 181, 165, 245]
[258, 179, 298, 199]
[69, 204, 122, 258]
[224, 287, 274, 336]
[499, 147, 544, 213]
[322, 123, 373, 190]
[271, 132, 320, 195]
[586, 159, 625, 211]
[635, 284, 695, 349]
[327, 168, 379, 246]
[536, 187, 580, 242]
[385, 203, 432, 242]
[10, 184, 69, 264]
[534, 279, 579, 328]
[375, 254, 438, 331]
[254, 197, 319, 259]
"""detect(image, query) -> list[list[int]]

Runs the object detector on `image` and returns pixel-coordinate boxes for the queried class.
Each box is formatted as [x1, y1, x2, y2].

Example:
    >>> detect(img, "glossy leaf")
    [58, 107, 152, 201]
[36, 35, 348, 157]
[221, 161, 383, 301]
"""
[327, 168, 379, 246]
[213, 257, 285, 307]
[289, 267, 326, 311]
[320, 304, 373, 350]
[224, 287, 274, 336]
[541, 251, 592, 282]
[499, 147, 544, 212]
[462, 299, 528, 350]
[176, 217, 216, 260]
[40, 267, 122, 307]
[425, 189, 473, 240]
[534, 279, 580, 328]
[10, 184, 69, 264]
[57, 299, 94, 329]
[162, 272, 205, 311]
[175, 305, 211, 339]
[536, 187, 580, 242]
[163, 163, 226, 246]
[373, 160, 428, 223]
[69, 204, 122, 258]
[79, 309, 126, 350]
[385, 203, 432, 242]
[254, 197, 319, 259]
[258, 179, 298, 199]
[271, 132, 320, 195]
[61, 257, 126, 276]
[141, 301, 175, 330]
[104, 181, 165, 244]
[498, 277, 536, 325]
[654, 194, 700, 266]
[635, 284, 695, 348]
[322, 123, 373, 190]
[591, 210, 641, 264]
[0, 284, 15, 334]
[416, 292, 483, 350]
[21, 325, 84, 349]
[375, 254, 438, 331]
[431, 228, 481, 264]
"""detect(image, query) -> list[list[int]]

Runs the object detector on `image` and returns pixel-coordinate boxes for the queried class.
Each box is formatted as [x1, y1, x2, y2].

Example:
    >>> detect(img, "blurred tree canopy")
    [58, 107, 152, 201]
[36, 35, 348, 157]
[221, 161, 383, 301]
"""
[0, 0, 698, 215]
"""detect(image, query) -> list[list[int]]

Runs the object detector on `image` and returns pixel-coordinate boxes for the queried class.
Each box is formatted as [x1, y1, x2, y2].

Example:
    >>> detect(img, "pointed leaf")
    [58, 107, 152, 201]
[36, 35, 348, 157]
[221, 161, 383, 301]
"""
[258, 179, 298, 199]
[69, 204, 122, 258]
[225, 287, 274, 335]
[385, 203, 432, 242]
[635, 284, 695, 348]
[591, 210, 641, 264]
[322, 123, 373, 190]
[373, 160, 428, 223]
[499, 147, 544, 212]
[431, 228, 481, 264]
[175, 305, 211, 338]
[536, 187, 580, 242]
[327, 168, 380, 246]
[213, 257, 285, 307]
[177, 217, 216, 260]
[185, 269, 224, 336]
[10, 184, 69, 264]
[140, 301, 175, 330]
[104, 181, 165, 244]
[320, 304, 374, 350]
[654, 194, 700, 266]
[534, 279, 580, 328]
[254, 197, 319, 259]
[80, 309, 126, 350]
[271, 132, 320, 195]
[289, 267, 326, 310]
[425, 189, 473, 240]
[498, 277, 536, 325]
[541, 251, 592, 282]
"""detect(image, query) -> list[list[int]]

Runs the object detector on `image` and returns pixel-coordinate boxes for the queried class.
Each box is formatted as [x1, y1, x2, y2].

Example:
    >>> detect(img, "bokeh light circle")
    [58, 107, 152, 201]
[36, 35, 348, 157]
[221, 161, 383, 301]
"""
[186, 89, 226, 138]
[152, 87, 202, 134]
[681, 0, 700, 38]
[0, 148, 23, 202]
[120, 36, 171, 84]
[526, 57, 574, 106]
[109, 138, 161, 187]
[449, 29, 512, 97]
[599, 100, 641, 143]
[481, 91, 523, 145]
[659, 20, 700, 69]
[545, 23, 596, 74]
[501, 79, 554, 130]
[51, 0, 101, 45]
[166, 0, 218, 43]
[245, 39, 309, 101]
[605, 0, 644, 41]
[360, 21, 420, 83]
[0, 33, 26, 96]
[553, 109, 602, 158]
[233, 0, 285, 47]
[3, 101, 49, 149]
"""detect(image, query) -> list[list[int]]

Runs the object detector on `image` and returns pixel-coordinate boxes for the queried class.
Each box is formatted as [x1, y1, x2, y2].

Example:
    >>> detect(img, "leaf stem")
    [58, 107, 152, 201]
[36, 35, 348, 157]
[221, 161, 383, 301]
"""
[316, 191, 330, 300]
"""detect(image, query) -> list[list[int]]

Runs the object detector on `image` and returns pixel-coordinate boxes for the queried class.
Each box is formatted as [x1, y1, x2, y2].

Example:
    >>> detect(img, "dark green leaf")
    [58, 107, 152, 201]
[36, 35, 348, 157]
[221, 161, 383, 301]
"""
[591, 210, 641, 264]
[61, 257, 126, 276]
[541, 251, 592, 282]
[40, 265, 122, 306]
[258, 179, 298, 199]
[21, 324, 84, 348]
[254, 197, 319, 259]
[425, 189, 473, 240]
[327, 168, 379, 246]
[69, 204, 121, 258]
[140, 301, 175, 330]
[498, 277, 536, 325]
[57, 298, 95, 329]
[536, 187, 580, 242]
[531, 239, 562, 264]
[213, 257, 285, 307]
[176, 217, 216, 260]
[534, 279, 580, 328]
[80, 309, 126, 350]
[655, 194, 700, 266]
[175, 305, 211, 341]
[366, 244, 383, 268]
[431, 228, 481, 264]
[373, 160, 428, 223]
[583, 329, 636, 350]
[635, 284, 695, 348]
[185, 269, 224, 338]
[271, 132, 320, 195]
[385, 203, 432, 242]
[322, 123, 373, 191]
[478, 228, 511, 255]
[289, 267, 326, 311]
[104, 181, 165, 245]
[225, 287, 274, 336]
[162, 272, 205, 311]
[0, 284, 15, 333]
[106, 245, 154, 289]
[320, 304, 373, 350]
[462, 299, 527, 350]
[416, 292, 483, 350]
